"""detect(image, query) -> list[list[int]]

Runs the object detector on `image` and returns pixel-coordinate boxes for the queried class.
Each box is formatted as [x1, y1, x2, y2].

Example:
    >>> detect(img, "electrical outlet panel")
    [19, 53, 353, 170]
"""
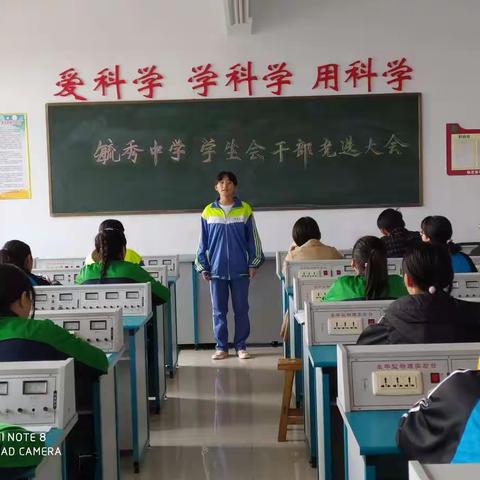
[33, 266, 167, 289]
[285, 258, 402, 290]
[451, 273, 480, 299]
[32, 269, 78, 285]
[292, 277, 334, 311]
[371, 370, 423, 395]
[34, 257, 85, 269]
[35, 309, 124, 353]
[0, 360, 76, 431]
[327, 317, 363, 335]
[305, 300, 391, 345]
[298, 269, 322, 280]
[337, 343, 480, 411]
[34, 283, 152, 316]
[142, 255, 179, 279]
[311, 288, 330, 303]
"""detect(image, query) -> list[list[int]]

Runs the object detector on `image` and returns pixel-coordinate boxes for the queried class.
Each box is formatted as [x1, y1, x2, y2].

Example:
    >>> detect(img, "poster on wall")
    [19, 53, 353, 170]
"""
[0, 113, 31, 199]
[446, 123, 480, 176]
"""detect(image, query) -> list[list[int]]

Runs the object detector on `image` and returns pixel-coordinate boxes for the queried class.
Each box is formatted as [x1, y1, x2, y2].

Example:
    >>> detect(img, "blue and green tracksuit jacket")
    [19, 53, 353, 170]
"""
[195, 197, 264, 280]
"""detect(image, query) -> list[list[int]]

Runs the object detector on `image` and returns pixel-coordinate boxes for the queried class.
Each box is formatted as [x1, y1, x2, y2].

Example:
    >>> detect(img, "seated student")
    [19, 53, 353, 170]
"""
[377, 208, 421, 257]
[77, 228, 169, 305]
[397, 369, 480, 464]
[0, 240, 51, 286]
[421, 215, 477, 273]
[0, 263, 108, 478]
[323, 236, 407, 301]
[0, 423, 46, 479]
[85, 219, 143, 265]
[357, 243, 480, 345]
[282, 217, 342, 275]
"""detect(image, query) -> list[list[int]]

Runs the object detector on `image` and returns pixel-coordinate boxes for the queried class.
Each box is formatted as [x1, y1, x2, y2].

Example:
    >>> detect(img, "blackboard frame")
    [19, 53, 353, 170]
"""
[46, 93, 422, 216]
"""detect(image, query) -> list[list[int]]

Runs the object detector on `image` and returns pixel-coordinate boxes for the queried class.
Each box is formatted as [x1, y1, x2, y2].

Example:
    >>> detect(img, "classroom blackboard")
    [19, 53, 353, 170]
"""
[46, 93, 421, 215]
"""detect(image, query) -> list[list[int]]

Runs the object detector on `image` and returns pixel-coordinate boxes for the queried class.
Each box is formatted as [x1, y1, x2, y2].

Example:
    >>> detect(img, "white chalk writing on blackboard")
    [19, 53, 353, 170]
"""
[338, 136, 361, 157]
[384, 134, 409, 155]
[169, 139, 186, 162]
[225, 139, 241, 161]
[93, 134, 409, 166]
[122, 140, 143, 164]
[294, 139, 314, 169]
[150, 139, 163, 166]
[246, 140, 266, 161]
[94, 139, 120, 164]
[319, 138, 336, 158]
[272, 141, 289, 163]
[201, 138, 216, 163]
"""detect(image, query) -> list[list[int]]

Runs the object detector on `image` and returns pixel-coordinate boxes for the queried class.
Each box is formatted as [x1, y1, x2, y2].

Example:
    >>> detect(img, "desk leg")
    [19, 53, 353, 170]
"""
[149, 313, 161, 414]
[294, 320, 303, 407]
[114, 367, 120, 480]
[128, 329, 149, 474]
[92, 381, 102, 480]
[192, 262, 199, 350]
[308, 361, 317, 468]
[166, 281, 178, 378]
[61, 442, 67, 480]
[343, 425, 349, 480]
[282, 281, 290, 357]
[322, 373, 331, 480]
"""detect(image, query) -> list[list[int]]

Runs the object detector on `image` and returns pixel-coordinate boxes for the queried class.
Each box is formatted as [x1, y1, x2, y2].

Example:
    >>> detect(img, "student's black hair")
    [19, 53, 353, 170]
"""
[94, 229, 127, 279]
[99, 219, 125, 233]
[292, 217, 321, 247]
[352, 236, 389, 300]
[402, 243, 454, 294]
[377, 208, 405, 232]
[215, 171, 238, 186]
[0, 264, 35, 317]
[421, 215, 461, 254]
[0, 240, 32, 273]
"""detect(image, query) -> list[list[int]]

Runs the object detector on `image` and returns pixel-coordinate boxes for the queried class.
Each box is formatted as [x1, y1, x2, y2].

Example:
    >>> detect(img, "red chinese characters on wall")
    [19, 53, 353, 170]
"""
[53, 58, 413, 101]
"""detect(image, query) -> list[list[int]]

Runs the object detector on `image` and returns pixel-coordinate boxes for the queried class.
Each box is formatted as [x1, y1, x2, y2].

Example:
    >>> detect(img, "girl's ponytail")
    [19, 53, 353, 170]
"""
[94, 229, 126, 282]
[353, 236, 389, 300]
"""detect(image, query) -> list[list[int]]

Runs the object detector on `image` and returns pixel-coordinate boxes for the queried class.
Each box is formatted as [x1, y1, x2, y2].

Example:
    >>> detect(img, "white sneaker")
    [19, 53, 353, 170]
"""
[212, 350, 228, 360]
[237, 350, 251, 359]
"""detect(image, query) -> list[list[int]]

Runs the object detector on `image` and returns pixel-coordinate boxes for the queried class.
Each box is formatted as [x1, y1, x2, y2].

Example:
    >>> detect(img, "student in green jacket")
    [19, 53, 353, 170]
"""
[323, 236, 407, 301]
[0, 423, 46, 479]
[0, 263, 108, 478]
[76, 228, 169, 305]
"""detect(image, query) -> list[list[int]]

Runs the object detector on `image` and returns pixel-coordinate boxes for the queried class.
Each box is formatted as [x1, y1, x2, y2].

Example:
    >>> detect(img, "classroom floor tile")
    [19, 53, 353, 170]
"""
[121, 347, 315, 480]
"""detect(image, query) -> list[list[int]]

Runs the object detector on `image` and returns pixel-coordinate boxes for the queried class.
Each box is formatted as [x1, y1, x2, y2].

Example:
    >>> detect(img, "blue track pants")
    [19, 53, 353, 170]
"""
[210, 277, 250, 351]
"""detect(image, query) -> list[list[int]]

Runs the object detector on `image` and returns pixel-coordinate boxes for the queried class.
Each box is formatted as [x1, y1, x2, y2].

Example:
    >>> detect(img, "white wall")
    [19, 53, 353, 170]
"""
[0, 0, 479, 257]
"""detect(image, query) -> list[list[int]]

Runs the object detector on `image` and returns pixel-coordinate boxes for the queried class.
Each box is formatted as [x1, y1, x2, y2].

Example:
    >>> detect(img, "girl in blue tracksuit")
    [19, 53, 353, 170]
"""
[195, 171, 264, 360]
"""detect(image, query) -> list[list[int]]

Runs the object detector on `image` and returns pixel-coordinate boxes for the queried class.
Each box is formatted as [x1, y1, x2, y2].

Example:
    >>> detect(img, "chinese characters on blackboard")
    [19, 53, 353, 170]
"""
[93, 135, 409, 168]
[55, 58, 413, 101]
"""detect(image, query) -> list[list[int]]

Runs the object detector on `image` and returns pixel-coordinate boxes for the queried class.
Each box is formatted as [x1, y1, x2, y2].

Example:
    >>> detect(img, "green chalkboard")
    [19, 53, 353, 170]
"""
[46, 93, 422, 215]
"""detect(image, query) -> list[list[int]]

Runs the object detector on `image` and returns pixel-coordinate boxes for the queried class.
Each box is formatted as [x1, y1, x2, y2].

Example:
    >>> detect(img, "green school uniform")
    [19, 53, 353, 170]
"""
[0, 317, 108, 373]
[0, 423, 45, 468]
[75, 260, 170, 305]
[322, 274, 408, 302]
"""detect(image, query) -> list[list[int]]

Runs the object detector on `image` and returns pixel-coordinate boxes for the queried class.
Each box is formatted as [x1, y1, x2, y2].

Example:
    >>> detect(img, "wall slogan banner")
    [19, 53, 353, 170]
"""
[0, 113, 31, 199]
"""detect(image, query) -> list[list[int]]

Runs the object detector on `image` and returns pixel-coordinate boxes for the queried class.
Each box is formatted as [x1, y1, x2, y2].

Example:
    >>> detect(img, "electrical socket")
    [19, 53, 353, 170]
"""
[372, 370, 423, 396]
[298, 269, 321, 280]
[311, 288, 328, 303]
[327, 317, 363, 335]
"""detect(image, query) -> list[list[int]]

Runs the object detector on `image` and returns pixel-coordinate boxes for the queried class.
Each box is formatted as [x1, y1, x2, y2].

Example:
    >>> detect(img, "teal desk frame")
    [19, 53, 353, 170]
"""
[308, 345, 337, 477]
[165, 278, 179, 378]
[340, 407, 405, 480]
[91, 349, 124, 480]
[123, 314, 152, 473]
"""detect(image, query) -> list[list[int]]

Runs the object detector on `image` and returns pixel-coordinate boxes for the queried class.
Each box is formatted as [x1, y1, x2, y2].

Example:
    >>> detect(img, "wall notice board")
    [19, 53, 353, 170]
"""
[46, 93, 422, 215]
